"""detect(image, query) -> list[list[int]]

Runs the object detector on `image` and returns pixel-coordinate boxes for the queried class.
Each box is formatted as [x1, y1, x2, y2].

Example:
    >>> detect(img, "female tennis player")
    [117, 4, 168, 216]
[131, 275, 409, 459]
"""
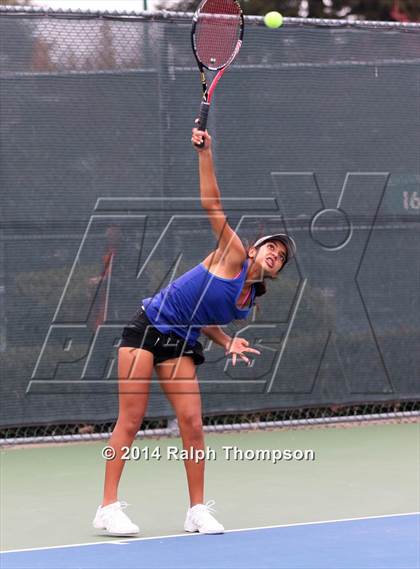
[93, 127, 296, 536]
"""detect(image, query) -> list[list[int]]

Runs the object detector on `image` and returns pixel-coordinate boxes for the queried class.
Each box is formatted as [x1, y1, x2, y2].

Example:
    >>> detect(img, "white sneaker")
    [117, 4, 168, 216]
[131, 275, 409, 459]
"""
[93, 501, 140, 536]
[184, 500, 224, 534]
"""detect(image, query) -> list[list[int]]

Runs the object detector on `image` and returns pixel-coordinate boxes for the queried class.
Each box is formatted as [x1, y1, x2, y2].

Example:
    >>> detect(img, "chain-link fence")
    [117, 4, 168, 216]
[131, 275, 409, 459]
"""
[1, 401, 419, 445]
[1, 7, 419, 444]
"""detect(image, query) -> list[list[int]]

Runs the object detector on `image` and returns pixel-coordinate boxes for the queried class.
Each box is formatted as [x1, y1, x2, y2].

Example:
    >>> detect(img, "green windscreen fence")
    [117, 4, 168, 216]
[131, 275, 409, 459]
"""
[0, 8, 419, 428]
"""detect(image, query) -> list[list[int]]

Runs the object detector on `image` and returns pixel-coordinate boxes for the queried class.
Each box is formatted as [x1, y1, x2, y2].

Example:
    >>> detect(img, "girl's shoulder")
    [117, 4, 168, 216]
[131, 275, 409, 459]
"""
[201, 248, 247, 279]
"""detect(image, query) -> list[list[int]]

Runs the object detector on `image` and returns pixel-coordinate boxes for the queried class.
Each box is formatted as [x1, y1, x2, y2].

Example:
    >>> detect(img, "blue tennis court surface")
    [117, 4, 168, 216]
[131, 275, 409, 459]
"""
[2, 513, 418, 569]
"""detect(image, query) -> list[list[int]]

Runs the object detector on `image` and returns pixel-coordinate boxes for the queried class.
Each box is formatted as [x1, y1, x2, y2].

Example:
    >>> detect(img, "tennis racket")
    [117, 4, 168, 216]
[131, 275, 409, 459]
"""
[191, 0, 244, 146]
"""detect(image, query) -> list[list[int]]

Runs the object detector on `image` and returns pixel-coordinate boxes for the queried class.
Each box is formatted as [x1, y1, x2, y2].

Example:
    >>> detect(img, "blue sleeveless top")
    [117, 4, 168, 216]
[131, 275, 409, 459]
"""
[142, 258, 256, 346]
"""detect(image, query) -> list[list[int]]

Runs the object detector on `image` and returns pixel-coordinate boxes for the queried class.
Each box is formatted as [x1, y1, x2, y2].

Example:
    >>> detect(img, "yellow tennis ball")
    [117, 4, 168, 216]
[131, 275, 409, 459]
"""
[264, 11, 283, 29]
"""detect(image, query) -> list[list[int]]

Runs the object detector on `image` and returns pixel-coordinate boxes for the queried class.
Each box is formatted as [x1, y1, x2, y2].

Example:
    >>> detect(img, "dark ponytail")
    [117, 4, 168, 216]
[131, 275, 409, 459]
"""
[253, 280, 268, 298]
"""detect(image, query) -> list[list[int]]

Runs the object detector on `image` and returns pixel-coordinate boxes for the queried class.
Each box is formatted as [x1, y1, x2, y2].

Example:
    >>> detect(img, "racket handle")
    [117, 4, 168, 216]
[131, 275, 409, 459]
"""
[195, 102, 210, 148]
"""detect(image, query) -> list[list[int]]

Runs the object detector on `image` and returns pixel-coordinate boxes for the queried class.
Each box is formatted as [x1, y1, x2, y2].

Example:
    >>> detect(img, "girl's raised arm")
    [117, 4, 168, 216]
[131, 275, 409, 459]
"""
[192, 128, 246, 265]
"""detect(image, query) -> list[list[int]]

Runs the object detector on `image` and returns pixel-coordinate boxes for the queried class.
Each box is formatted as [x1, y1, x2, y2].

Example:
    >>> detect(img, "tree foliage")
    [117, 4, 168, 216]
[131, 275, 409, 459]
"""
[0, 0, 33, 5]
[157, 0, 419, 22]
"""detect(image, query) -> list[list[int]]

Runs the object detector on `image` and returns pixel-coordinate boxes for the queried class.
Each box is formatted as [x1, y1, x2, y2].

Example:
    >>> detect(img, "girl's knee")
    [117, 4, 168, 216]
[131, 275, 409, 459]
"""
[116, 414, 143, 438]
[178, 413, 203, 440]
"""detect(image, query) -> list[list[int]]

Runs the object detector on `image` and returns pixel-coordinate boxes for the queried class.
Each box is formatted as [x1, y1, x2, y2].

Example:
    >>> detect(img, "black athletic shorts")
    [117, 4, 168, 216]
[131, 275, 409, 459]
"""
[120, 305, 205, 367]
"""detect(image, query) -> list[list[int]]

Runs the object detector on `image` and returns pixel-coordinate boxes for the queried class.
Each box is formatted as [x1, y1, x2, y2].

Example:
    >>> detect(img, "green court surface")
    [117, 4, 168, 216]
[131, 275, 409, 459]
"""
[1, 422, 419, 552]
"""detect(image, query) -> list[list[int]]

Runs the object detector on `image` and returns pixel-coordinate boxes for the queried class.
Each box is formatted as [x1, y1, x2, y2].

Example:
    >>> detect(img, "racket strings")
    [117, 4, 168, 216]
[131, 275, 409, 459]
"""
[195, 0, 242, 69]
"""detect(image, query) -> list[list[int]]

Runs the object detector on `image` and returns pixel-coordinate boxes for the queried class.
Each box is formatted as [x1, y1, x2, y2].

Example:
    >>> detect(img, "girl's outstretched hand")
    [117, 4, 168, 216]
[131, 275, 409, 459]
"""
[225, 337, 261, 367]
[191, 125, 212, 152]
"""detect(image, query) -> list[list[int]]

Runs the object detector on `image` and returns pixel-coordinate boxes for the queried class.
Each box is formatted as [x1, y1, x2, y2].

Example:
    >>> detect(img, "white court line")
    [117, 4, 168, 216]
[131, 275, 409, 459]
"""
[2, 512, 419, 555]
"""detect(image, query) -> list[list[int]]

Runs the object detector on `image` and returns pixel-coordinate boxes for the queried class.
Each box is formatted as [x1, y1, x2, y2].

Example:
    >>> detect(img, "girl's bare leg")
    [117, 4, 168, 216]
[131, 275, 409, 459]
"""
[102, 347, 154, 506]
